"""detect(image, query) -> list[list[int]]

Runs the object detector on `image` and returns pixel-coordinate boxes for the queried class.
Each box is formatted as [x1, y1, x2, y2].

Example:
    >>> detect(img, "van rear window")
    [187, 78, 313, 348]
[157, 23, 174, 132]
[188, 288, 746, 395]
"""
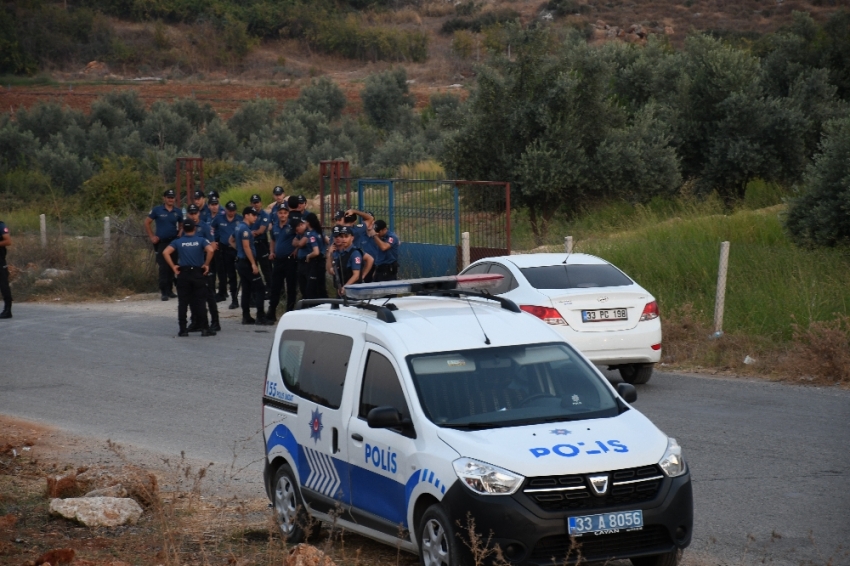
[520, 264, 632, 289]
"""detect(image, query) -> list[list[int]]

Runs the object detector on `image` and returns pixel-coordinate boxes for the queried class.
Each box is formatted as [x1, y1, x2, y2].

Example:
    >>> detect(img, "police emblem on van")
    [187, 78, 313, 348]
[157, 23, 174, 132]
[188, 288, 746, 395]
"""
[309, 408, 323, 443]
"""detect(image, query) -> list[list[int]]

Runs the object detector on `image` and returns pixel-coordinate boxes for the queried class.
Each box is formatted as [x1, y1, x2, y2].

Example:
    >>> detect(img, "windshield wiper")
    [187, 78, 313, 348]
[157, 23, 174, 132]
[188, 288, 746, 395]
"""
[440, 421, 506, 430]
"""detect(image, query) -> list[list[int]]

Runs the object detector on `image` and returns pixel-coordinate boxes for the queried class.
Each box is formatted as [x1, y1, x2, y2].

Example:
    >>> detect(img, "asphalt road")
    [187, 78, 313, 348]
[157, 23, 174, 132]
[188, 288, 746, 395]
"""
[2, 302, 849, 566]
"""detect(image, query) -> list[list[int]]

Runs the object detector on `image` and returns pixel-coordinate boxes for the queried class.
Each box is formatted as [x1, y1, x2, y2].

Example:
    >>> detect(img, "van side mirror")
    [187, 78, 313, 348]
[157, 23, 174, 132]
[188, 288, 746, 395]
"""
[617, 383, 637, 403]
[367, 406, 403, 428]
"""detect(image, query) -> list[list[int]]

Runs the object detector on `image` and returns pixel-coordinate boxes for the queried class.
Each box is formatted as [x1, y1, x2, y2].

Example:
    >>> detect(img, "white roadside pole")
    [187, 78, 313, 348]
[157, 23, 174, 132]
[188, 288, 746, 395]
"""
[104, 216, 111, 257]
[40, 214, 47, 249]
[565, 236, 573, 254]
[713, 241, 731, 337]
[461, 232, 470, 269]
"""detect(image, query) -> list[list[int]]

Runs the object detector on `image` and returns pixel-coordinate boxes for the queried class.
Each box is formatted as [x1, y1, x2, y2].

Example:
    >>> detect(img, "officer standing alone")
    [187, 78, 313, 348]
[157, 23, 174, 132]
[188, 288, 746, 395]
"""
[163, 219, 216, 337]
[145, 189, 183, 301]
[0, 219, 12, 319]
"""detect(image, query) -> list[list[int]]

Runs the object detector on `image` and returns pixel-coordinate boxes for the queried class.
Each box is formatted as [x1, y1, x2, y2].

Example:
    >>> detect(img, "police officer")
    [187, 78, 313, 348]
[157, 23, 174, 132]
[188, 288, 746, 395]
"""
[268, 185, 288, 217]
[186, 204, 220, 332]
[287, 195, 308, 225]
[145, 189, 183, 301]
[295, 213, 327, 300]
[370, 220, 401, 282]
[267, 204, 297, 321]
[163, 219, 215, 337]
[0, 218, 13, 319]
[329, 225, 373, 297]
[194, 191, 212, 224]
[211, 201, 242, 308]
[232, 207, 273, 326]
[249, 194, 273, 292]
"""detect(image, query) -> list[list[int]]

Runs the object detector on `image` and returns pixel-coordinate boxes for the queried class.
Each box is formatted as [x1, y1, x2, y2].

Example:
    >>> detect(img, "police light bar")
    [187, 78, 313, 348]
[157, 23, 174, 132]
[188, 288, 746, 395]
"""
[345, 274, 504, 300]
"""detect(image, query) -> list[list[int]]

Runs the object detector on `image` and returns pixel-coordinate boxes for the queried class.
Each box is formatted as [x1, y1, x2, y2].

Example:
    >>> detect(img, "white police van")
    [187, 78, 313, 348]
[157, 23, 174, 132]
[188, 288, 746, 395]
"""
[261, 275, 692, 566]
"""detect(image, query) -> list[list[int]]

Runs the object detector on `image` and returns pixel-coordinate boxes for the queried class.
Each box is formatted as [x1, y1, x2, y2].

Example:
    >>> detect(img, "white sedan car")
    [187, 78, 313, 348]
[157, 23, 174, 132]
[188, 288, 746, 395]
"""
[460, 253, 662, 383]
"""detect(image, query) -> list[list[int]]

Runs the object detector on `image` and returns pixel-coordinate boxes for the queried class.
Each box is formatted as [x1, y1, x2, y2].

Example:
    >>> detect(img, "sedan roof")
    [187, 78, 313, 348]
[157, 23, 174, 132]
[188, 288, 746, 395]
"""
[499, 253, 609, 268]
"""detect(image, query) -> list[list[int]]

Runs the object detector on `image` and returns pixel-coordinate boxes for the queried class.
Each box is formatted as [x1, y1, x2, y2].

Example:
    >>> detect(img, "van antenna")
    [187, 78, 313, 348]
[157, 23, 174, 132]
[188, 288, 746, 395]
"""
[465, 297, 491, 345]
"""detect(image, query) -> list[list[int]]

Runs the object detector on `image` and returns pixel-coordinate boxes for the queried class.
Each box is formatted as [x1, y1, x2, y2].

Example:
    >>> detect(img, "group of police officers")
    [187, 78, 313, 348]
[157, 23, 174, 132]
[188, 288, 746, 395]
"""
[145, 186, 400, 336]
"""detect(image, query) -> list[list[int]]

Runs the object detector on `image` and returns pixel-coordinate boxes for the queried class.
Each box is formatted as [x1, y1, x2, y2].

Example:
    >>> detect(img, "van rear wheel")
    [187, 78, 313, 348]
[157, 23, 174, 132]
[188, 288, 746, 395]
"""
[273, 464, 314, 543]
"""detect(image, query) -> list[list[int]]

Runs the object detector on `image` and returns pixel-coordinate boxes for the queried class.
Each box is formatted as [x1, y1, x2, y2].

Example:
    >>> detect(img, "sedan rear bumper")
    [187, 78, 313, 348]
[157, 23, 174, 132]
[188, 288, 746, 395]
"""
[553, 320, 662, 365]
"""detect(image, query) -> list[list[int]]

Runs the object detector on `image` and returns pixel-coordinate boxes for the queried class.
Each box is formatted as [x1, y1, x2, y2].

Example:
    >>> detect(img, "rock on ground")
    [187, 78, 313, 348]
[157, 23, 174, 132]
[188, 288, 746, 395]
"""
[285, 544, 336, 566]
[48, 497, 143, 527]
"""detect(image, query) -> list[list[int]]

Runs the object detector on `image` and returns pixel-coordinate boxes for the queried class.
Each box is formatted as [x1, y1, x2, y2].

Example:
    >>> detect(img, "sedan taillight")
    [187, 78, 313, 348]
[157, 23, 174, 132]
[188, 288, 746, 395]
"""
[520, 305, 568, 326]
[640, 301, 659, 321]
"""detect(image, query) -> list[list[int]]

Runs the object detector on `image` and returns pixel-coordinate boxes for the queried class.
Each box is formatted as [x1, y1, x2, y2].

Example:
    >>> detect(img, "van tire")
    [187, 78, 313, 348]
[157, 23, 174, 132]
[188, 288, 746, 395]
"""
[417, 504, 463, 566]
[631, 549, 680, 566]
[619, 363, 654, 384]
[272, 464, 314, 543]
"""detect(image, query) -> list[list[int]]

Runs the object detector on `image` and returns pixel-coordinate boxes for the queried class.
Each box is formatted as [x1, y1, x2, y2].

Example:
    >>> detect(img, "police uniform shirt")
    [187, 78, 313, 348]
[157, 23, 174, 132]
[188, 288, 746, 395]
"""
[350, 223, 369, 249]
[270, 202, 286, 217]
[0, 221, 8, 263]
[271, 221, 296, 258]
[235, 222, 257, 260]
[361, 234, 379, 265]
[251, 208, 271, 241]
[295, 231, 317, 261]
[377, 231, 400, 265]
[171, 234, 210, 267]
[333, 246, 363, 275]
[148, 205, 183, 239]
[211, 214, 243, 244]
[196, 220, 214, 243]
[199, 204, 212, 224]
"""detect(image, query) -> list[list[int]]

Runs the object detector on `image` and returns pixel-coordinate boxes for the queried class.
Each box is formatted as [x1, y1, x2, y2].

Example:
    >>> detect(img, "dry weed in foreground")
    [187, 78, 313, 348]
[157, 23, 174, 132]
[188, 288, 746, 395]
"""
[783, 314, 850, 385]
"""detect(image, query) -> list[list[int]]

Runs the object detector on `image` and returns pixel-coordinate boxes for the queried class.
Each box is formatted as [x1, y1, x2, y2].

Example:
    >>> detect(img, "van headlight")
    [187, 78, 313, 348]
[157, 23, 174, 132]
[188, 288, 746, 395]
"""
[452, 458, 524, 495]
[658, 438, 687, 477]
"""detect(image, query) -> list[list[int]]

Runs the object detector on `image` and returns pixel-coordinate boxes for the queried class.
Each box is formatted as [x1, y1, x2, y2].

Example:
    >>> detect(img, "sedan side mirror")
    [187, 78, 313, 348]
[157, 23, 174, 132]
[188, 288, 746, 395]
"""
[617, 383, 637, 403]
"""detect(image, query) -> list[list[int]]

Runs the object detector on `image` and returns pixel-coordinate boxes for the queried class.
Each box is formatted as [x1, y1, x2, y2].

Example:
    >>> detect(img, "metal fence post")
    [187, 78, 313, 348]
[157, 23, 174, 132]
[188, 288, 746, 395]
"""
[713, 241, 730, 337]
[40, 214, 46, 249]
[104, 216, 110, 257]
[565, 236, 573, 253]
[462, 232, 470, 269]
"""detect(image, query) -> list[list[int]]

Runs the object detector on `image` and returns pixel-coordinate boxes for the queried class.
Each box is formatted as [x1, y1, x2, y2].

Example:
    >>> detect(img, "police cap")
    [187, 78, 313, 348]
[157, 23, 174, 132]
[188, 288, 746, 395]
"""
[337, 225, 352, 236]
[296, 195, 307, 204]
[333, 210, 345, 221]
[273, 185, 285, 195]
[225, 201, 237, 211]
[243, 206, 257, 217]
[250, 194, 262, 203]
[194, 190, 205, 199]
[374, 219, 388, 231]
[187, 204, 200, 214]
[209, 196, 220, 205]
[163, 189, 176, 198]
[208, 190, 219, 199]
[182, 219, 195, 230]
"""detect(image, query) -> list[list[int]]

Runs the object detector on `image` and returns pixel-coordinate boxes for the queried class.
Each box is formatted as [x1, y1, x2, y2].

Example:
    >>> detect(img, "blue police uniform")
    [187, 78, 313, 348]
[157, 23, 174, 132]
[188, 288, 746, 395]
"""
[194, 220, 219, 328]
[268, 219, 298, 315]
[199, 204, 212, 224]
[251, 207, 273, 289]
[148, 205, 183, 297]
[235, 221, 268, 321]
[0, 220, 12, 317]
[296, 230, 326, 301]
[170, 233, 212, 333]
[374, 230, 400, 282]
[211, 213, 242, 302]
[332, 245, 364, 296]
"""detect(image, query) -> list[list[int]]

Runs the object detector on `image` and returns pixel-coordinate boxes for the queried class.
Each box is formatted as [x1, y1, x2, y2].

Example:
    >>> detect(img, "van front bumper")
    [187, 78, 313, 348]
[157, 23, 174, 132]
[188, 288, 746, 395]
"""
[440, 470, 692, 565]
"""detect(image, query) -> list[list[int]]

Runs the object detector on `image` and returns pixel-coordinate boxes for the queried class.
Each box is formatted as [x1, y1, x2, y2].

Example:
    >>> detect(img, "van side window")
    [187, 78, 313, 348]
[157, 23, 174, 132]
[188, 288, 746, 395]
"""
[359, 351, 411, 428]
[279, 330, 352, 409]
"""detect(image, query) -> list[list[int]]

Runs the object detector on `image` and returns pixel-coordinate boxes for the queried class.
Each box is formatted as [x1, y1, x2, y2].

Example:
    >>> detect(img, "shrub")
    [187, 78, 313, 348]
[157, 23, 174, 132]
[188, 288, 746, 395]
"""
[0, 169, 52, 209]
[170, 98, 216, 129]
[452, 30, 475, 59]
[15, 101, 85, 144]
[140, 102, 193, 150]
[292, 77, 347, 121]
[308, 14, 428, 63]
[784, 314, 850, 384]
[35, 142, 94, 194]
[360, 68, 415, 131]
[228, 99, 278, 143]
[81, 157, 159, 215]
[440, 9, 519, 35]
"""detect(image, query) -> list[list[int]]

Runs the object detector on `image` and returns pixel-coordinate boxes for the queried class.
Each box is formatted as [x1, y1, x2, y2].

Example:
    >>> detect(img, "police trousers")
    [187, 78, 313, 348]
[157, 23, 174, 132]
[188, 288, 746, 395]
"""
[176, 267, 208, 330]
[218, 246, 238, 299]
[237, 258, 265, 317]
[268, 255, 298, 314]
[155, 238, 176, 294]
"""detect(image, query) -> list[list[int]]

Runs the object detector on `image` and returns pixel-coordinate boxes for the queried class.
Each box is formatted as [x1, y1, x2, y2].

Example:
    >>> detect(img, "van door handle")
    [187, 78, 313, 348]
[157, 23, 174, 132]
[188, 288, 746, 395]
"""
[351, 433, 363, 442]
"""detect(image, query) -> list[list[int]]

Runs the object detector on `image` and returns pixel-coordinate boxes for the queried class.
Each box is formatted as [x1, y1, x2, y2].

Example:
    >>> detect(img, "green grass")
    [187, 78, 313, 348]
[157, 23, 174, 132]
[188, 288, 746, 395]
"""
[571, 206, 850, 341]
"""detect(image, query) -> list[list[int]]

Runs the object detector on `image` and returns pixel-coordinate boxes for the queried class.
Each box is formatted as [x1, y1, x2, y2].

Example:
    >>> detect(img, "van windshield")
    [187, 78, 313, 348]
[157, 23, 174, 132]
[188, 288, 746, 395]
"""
[407, 343, 619, 429]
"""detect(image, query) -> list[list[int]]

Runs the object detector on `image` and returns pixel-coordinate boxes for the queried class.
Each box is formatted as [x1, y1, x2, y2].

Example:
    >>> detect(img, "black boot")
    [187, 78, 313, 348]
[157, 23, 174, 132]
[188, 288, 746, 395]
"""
[242, 314, 256, 325]
[186, 322, 202, 332]
[178, 327, 189, 337]
[210, 319, 221, 332]
[200, 328, 217, 337]
[0, 302, 11, 319]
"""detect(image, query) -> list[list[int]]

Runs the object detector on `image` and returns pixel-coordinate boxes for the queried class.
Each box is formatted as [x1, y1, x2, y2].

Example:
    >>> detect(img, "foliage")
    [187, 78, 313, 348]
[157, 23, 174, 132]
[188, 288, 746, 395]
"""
[291, 77, 347, 121]
[784, 115, 850, 247]
[80, 157, 159, 215]
[451, 30, 475, 59]
[440, 9, 520, 35]
[360, 67, 415, 131]
[227, 99, 277, 142]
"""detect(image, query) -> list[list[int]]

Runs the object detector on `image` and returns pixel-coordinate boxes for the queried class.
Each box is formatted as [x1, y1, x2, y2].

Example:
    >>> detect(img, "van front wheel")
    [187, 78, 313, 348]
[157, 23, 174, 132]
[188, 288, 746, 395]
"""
[417, 505, 462, 566]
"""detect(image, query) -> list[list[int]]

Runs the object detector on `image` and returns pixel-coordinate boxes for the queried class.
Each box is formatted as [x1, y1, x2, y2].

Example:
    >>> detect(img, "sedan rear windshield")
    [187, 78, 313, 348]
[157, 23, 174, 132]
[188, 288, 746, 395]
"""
[407, 343, 619, 429]
[520, 264, 633, 289]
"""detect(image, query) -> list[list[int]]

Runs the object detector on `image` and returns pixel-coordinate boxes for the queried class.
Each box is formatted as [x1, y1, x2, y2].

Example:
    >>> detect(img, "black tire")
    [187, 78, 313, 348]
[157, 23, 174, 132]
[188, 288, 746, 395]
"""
[417, 504, 463, 566]
[631, 549, 681, 566]
[272, 464, 314, 543]
[619, 363, 654, 384]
